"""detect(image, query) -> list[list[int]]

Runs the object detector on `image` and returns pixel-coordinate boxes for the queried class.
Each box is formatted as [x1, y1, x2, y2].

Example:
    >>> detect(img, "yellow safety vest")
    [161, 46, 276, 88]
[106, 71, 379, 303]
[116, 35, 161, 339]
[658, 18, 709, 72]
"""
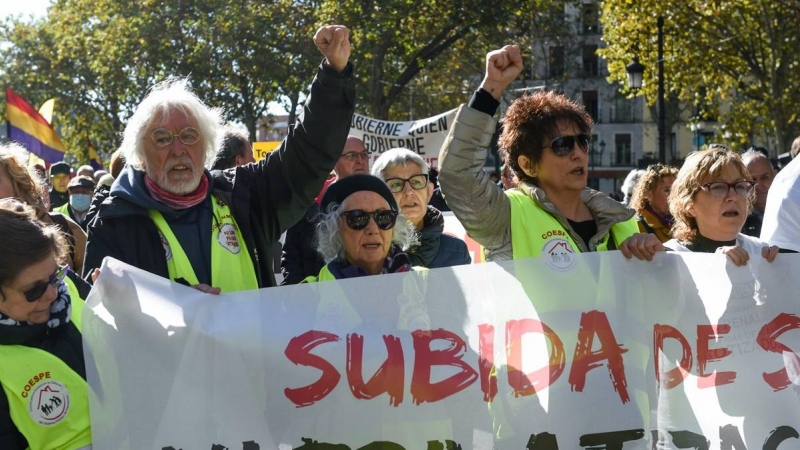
[506, 189, 638, 259]
[53, 203, 70, 217]
[148, 196, 258, 293]
[0, 278, 91, 450]
[490, 191, 645, 442]
[301, 265, 336, 284]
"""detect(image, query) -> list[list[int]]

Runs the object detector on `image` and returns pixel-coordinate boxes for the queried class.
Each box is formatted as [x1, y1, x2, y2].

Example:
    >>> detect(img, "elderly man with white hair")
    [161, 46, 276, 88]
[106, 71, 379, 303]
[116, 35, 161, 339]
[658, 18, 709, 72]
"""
[84, 25, 356, 292]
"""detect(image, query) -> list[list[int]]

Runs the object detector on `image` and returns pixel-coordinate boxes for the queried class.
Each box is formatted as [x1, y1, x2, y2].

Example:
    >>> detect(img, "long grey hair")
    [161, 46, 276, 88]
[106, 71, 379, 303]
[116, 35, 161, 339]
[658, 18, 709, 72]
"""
[315, 202, 419, 263]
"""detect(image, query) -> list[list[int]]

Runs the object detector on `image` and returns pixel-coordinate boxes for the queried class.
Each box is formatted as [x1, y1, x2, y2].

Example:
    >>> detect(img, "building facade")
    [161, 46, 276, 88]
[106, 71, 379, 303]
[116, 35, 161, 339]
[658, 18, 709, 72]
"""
[510, 1, 711, 197]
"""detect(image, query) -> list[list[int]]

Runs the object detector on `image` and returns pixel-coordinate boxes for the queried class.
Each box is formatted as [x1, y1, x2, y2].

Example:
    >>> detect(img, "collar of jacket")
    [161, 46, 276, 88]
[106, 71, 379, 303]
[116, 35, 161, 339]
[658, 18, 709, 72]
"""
[517, 181, 634, 252]
[408, 206, 445, 265]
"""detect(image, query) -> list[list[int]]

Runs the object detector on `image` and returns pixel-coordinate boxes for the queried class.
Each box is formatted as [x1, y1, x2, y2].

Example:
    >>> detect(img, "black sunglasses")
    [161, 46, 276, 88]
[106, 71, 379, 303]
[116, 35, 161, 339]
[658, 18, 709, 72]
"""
[21, 264, 68, 303]
[340, 209, 398, 231]
[545, 133, 591, 157]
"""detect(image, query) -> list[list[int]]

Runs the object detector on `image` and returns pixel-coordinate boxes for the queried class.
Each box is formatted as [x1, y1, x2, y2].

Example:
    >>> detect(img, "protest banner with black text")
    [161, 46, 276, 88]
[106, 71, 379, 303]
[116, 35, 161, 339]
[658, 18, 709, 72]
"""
[349, 109, 457, 170]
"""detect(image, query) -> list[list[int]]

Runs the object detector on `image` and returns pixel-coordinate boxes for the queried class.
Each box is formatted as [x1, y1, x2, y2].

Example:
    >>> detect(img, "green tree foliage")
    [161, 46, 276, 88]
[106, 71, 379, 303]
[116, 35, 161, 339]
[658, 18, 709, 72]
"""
[1, 0, 296, 162]
[600, 0, 800, 154]
[2, 0, 571, 164]
[316, 0, 531, 120]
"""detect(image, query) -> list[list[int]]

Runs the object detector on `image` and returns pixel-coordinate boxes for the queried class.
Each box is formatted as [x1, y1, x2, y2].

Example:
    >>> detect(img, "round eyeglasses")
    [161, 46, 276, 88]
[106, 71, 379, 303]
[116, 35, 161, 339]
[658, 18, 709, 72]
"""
[150, 127, 202, 148]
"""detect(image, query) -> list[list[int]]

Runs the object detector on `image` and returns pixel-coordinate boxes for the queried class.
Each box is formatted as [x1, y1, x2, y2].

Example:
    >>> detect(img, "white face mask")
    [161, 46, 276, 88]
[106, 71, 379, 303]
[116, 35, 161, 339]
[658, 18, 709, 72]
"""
[69, 194, 92, 212]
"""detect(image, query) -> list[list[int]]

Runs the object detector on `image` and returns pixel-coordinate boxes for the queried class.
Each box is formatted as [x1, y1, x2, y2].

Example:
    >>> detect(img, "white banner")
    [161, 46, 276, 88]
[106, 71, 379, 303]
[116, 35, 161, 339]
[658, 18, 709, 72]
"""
[83, 253, 800, 449]
[349, 109, 457, 170]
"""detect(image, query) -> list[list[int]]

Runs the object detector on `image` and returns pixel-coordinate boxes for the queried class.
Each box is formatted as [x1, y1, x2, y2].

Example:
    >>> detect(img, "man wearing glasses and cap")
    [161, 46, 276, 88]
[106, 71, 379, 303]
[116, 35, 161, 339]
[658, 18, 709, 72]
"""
[84, 25, 356, 293]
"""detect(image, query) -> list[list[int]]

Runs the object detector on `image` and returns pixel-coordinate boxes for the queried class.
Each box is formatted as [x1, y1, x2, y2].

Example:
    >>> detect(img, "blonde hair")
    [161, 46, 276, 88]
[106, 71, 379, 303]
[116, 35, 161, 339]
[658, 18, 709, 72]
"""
[630, 164, 679, 215]
[668, 148, 753, 242]
[0, 144, 48, 215]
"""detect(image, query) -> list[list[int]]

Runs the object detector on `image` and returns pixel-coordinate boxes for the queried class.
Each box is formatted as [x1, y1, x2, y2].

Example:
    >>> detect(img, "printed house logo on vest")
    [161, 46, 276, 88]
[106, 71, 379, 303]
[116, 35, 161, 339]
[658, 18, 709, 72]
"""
[542, 237, 577, 272]
[217, 223, 241, 254]
[158, 230, 172, 261]
[28, 380, 70, 426]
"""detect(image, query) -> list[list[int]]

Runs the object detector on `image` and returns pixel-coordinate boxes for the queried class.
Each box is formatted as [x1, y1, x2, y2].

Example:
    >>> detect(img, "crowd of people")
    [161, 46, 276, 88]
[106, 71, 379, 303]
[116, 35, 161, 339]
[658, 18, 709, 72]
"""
[1, 30, 799, 449]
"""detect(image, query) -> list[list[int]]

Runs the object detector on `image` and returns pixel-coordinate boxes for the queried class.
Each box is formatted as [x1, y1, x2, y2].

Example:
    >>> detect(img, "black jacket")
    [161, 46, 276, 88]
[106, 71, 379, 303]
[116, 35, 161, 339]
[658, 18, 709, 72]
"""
[83, 63, 356, 287]
[49, 188, 69, 210]
[407, 206, 471, 268]
[281, 202, 325, 285]
[0, 271, 90, 450]
[742, 210, 763, 238]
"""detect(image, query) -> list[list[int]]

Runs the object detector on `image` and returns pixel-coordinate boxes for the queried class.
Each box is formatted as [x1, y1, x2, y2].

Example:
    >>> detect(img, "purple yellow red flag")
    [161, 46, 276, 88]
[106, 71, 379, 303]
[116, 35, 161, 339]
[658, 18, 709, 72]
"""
[38, 98, 56, 124]
[5, 87, 66, 162]
[87, 136, 103, 170]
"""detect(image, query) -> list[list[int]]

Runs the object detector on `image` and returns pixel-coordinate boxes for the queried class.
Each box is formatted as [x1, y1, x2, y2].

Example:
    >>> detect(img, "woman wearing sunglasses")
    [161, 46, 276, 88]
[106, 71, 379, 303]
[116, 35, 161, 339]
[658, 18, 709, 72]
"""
[305, 174, 419, 281]
[438, 45, 641, 263]
[662, 147, 779, 264]
[372, 148, 471, 268]
[0, 200, 93, 449]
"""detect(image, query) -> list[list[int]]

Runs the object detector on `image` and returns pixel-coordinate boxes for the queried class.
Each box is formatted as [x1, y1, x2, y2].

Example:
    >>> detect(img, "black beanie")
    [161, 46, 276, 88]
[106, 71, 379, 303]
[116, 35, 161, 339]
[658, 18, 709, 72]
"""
[321, 174, 398, 213]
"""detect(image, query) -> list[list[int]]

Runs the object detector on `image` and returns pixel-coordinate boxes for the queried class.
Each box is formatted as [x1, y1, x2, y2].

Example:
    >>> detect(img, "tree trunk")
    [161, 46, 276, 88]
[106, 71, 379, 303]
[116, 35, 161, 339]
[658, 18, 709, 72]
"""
[288, 91, 301, 128]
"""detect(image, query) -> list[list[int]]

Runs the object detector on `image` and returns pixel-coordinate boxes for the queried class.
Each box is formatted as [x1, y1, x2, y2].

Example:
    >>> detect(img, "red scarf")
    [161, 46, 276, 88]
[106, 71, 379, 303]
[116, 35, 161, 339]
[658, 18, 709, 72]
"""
[145, 174, 210, 210]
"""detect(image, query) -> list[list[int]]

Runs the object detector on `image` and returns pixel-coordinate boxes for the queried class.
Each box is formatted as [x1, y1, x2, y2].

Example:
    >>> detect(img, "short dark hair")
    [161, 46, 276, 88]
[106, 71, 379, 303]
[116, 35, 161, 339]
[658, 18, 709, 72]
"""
[211, 127, 250, 170]
[498, 91, 592, 184]
[0, 200, 67, 293]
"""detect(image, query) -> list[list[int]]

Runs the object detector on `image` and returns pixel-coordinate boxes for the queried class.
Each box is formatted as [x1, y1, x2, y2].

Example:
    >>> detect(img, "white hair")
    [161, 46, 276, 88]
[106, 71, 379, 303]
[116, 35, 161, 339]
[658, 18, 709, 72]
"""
[119, 77, 224, 170]
[371, 148, 429, 178]
[741, 149, 770, 166]
[621, 169, 645, 205]
[315, 202, 419, 263]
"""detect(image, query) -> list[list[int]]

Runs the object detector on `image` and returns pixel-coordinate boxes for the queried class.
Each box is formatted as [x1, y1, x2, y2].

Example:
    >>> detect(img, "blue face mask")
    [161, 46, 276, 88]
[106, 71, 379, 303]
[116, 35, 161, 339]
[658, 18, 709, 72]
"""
[69, 194, 92, 212]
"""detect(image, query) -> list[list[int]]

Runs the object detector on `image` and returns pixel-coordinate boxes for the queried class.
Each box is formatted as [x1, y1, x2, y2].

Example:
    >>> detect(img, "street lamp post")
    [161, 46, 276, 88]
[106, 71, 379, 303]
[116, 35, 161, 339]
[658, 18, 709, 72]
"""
[591, 140, 606, 189]
[626, 16, 667, 165]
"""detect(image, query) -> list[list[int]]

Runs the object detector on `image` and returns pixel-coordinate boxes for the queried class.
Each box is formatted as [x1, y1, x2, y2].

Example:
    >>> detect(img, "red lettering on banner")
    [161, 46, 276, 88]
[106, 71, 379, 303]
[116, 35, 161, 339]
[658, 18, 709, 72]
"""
[757, 313, 800, 391]
[568, 311, 630, 403]
[346, 334, 405, 406]
[282, 313, 800, 406]
[410, 329, 478, 405]
[653, 324, 693, 389]
[284, 331, 341, 407]
[697, 324, 735, 388]
[477, 324, 497, 402]
[506, 319, 565, 397]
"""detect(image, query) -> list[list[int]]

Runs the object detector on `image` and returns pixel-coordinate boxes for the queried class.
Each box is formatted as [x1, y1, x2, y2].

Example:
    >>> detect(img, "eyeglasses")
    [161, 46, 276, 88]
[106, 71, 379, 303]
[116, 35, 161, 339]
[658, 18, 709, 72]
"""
[340, 209, 398, 231]
[544, 134, 591, 157]
[19, 264, 68, 303]
[150, 127, 202, 148]
[385, 174, 429, 193]
[340, 151, 372, 162]
[699, 180, 755, 199]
